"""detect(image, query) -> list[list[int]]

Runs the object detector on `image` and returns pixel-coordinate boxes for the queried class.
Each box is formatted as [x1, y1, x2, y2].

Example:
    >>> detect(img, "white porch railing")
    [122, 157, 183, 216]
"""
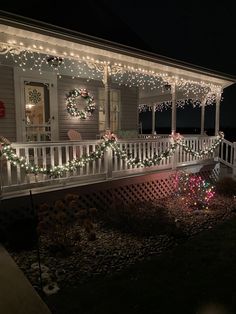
[0, 140, 106, 191]
[138, 134, 170, 139]
[138, 134, 206, 139]
[218, 138, 236, 175]
[0, 136, 220, 196]
[25, 123, 51, 142]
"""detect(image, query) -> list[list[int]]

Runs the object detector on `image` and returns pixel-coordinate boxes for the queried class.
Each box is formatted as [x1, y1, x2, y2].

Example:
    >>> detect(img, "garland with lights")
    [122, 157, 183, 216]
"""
[0, 132, 224, 178]
[177, 131, 224, 157]
[66, 88, 95, 119]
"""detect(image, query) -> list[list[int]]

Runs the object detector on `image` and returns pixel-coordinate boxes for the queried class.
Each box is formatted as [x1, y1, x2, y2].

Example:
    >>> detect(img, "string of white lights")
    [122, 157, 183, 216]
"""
[0, 41, 222, 101]
[138, 98, 213, 112]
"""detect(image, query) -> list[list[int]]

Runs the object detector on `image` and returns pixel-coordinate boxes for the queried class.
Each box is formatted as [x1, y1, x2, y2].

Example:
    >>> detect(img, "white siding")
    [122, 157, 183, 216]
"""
[120, 86, 139, 130]
[58, 76, 102, 140]
[58, 77, 139, 140]
[0, 66, 16, 141]
[0, 71, 139, 143]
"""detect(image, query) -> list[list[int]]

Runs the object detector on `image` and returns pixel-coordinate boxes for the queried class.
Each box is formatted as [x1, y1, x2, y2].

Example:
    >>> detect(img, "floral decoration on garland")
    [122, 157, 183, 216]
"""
[0, 132, 224, 178]
[66, 88, 95, 119]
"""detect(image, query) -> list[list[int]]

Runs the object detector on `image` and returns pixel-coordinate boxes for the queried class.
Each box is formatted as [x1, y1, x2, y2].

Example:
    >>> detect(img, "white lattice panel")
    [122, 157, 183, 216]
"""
[0, 165, 219, 238]
[77, 167, 219, 210]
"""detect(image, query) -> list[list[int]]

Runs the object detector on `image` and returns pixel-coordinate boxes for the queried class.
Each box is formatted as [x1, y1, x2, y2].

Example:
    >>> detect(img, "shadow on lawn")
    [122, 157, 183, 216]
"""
[45, 215, 236, 314]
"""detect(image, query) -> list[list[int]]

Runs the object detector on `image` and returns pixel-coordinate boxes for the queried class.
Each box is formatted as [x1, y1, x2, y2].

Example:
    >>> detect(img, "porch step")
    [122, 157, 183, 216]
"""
[0, 245, 51, 314]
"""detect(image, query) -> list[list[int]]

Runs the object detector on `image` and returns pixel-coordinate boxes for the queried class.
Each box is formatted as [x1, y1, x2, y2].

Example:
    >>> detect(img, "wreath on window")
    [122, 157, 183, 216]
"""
[66, 88, 95, 119]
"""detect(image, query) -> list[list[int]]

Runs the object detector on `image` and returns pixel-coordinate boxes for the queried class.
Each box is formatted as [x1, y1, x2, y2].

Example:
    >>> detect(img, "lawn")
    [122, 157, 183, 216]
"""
[45, 215, 236, 314]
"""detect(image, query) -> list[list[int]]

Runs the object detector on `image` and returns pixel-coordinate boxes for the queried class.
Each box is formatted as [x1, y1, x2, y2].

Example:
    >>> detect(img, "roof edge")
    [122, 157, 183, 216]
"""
[0, 10, 236, 84]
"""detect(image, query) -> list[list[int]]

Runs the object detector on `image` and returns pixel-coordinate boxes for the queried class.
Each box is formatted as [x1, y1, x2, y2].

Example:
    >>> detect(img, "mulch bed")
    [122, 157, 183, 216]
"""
[8, 195, 236, 295]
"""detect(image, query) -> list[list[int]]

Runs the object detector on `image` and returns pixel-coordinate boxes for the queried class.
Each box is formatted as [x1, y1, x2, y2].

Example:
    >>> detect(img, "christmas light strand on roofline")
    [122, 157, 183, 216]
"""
[139, 93, 223, 112]
[139, 99, 204, 112]
[0, 41, 222, 100]
[0, 132, 224, 178]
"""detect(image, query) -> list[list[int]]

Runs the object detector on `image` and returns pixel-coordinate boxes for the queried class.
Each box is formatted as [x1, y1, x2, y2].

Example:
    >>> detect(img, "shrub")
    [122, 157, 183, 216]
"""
[173, 171, 215, 210]
[37, 194, 97, 255]
[105, 200, 176, 236]
[215, 177, 236, 197]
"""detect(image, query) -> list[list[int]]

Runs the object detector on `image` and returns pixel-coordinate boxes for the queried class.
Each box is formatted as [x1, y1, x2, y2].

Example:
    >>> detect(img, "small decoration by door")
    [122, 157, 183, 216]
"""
[0, 101, 5, 118]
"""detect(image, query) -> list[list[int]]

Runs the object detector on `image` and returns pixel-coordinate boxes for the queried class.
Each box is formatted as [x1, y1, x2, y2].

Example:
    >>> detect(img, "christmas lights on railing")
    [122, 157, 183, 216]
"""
[0, 132, 224, 178]
[178, 131, 224, 157]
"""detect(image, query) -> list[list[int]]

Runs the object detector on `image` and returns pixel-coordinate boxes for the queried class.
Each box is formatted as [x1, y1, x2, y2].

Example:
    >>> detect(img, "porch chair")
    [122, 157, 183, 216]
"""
[67, 129, 82, 157]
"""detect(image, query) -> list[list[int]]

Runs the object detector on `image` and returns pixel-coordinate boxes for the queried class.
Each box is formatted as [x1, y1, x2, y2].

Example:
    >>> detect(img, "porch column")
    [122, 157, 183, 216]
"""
[171, 84, 176, 133]
[200, 98, 206, 135]
[103, 64, 111, 130]
[152, 105, 156, 135]
[215, 94, 221, 135]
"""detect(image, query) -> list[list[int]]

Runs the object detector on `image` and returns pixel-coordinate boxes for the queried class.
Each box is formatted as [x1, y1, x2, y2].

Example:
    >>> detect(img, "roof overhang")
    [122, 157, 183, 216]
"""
[0, 11, 235, 92]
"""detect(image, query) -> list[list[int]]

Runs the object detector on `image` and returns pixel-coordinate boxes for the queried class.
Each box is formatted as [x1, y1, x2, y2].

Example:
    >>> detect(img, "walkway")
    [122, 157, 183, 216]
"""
[0, 245, 51, 314]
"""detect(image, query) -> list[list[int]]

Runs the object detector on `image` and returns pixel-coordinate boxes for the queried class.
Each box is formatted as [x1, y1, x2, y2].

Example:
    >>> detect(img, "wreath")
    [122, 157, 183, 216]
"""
[66, 88, 95, 119]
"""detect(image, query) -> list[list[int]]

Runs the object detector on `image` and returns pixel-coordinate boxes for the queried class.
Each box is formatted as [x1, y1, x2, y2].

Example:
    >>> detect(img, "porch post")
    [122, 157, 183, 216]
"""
[200, 98, 206, 135]
[103, 64, 111, 130]
[215, 94, 221, 136]
[171, 84, 176, 134]
[152, 105, 156, 135]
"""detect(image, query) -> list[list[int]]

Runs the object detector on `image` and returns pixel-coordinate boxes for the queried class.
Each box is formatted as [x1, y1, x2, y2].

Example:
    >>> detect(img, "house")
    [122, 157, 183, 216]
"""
[0, 11, 235, 206]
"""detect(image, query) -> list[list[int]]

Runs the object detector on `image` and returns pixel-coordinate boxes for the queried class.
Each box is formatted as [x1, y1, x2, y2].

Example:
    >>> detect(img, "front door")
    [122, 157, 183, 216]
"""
[24, 81, 51, 141]
[14, 69, 58, 142]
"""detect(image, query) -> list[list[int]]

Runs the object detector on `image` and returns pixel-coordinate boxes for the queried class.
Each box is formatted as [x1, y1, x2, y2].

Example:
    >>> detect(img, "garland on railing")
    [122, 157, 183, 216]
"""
[178, 131, 224, 157]
[0, 132, 224, 178]
[112, 142, 177, 167]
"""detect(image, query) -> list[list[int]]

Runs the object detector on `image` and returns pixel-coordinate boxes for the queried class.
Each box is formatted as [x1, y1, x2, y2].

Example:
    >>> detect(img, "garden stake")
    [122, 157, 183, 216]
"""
[29, 190, 43, 292]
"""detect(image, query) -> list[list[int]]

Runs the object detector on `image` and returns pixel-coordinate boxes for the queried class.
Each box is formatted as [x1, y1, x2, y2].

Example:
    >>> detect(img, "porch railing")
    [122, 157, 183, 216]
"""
[25, 123, 51, 142]
[138, 134, 170, 139]
[0, 136, 220, 195]
[218, 138, 236, 175]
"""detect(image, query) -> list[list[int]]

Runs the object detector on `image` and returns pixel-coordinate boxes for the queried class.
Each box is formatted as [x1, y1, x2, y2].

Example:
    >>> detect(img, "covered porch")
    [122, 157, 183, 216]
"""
[0, 14, 235, 198]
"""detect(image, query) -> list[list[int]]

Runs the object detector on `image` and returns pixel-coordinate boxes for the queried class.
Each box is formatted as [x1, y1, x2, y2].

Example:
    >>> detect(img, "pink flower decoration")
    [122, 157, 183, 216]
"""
[103, 130, 118, 141]
[170, 132, 183, 141]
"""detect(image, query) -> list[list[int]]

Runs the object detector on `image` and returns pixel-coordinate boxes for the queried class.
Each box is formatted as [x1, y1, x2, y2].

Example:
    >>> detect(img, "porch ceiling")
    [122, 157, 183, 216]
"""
[0, 23, 235, 98]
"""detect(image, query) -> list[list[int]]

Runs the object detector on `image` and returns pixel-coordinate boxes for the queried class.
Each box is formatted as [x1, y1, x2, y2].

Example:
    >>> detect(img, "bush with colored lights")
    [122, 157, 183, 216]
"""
[173, 171, 215, 210]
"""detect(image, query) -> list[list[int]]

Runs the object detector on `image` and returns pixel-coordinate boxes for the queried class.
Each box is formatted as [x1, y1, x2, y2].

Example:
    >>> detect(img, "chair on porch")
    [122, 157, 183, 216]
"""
[67, 129, 82, 157]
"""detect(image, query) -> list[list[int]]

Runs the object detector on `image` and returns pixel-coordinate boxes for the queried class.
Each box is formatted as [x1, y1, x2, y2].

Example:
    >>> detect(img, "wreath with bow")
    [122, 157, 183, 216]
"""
[66, 88, 95, 119]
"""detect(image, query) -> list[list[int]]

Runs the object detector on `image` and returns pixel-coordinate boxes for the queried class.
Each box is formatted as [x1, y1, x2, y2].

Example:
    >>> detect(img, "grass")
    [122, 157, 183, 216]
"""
[45, 214, 236, 314]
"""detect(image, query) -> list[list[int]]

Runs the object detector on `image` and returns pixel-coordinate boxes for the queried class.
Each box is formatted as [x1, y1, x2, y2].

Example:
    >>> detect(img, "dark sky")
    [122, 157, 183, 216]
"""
[1, 1, 236, 131]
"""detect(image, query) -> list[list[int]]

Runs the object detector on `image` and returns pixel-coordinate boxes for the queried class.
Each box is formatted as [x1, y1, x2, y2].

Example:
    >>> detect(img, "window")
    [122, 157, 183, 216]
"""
[98, 89, 120, 132]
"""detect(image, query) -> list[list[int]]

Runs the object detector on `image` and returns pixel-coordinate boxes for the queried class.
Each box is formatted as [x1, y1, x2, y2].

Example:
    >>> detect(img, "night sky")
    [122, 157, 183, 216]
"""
[1, 1, 236, 133]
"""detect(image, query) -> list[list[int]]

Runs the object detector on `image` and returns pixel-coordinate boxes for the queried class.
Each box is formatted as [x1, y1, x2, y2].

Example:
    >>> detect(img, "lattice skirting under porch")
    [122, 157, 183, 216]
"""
[76, 163, 220, 210]
[0, 163, 220, 237]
